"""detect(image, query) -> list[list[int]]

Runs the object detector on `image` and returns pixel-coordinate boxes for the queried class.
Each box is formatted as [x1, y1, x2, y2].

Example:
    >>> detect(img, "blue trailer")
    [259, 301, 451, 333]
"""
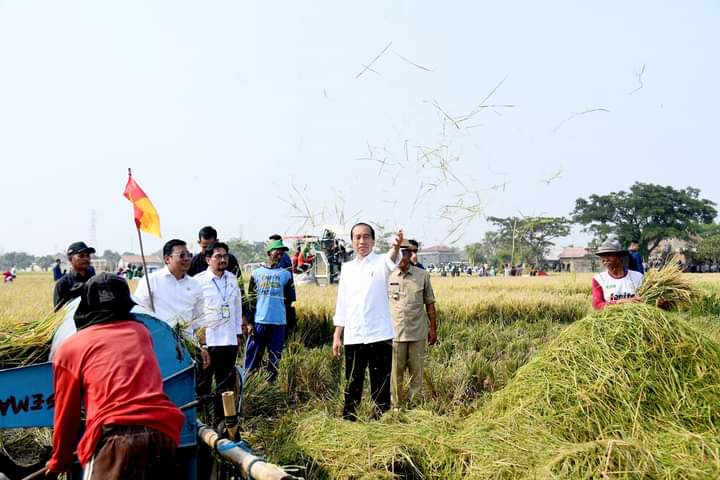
[0, 314, 295, 480]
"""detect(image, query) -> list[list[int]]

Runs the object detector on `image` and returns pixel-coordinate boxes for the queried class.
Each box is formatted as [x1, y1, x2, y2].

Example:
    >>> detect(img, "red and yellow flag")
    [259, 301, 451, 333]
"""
[123, 175, 161, 237]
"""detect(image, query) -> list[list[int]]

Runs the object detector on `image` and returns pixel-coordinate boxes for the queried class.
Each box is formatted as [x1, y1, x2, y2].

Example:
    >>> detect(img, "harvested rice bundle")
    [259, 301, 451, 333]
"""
[290, 409, 463, 479]
[0, 308, 65, 369]
[637, 256, 697, 310]
[458, 303, 720, 478]
[284, 304, 720, 479]
[0, 428, 52, 470]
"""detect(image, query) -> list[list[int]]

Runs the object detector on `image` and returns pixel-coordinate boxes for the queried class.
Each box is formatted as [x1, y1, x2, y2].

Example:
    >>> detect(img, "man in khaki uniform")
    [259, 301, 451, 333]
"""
[388, 239, 438, 408]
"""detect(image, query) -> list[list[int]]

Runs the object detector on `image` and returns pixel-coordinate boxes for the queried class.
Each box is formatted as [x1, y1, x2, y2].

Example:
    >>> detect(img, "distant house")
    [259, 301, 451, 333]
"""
[541, 246, 564, 271]
[118, 254, 164, 273]
[557, 246, 598, 273]
[416, 245, 464, 266]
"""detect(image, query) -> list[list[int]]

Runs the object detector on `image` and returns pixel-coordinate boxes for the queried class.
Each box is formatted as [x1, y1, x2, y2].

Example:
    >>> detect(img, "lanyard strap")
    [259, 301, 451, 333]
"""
[212, 275, 228, 303]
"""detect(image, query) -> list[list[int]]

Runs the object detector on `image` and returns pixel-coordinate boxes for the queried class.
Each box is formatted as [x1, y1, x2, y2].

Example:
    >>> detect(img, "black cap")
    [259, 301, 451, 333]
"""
[84, 273, 135, 310]
[67, 241, 96, 256]
[74, 273, 136, 330]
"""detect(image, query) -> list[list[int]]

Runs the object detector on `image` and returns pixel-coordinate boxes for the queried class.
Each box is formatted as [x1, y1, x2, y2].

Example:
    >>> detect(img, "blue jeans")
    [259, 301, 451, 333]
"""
[243, 323, 286, 382]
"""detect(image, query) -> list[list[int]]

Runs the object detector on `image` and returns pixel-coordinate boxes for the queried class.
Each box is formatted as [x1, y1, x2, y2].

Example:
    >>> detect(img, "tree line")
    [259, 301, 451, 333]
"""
[0, 240, 267, 271]
[2, 182, 719, 271]
[465, 182, 719, 268]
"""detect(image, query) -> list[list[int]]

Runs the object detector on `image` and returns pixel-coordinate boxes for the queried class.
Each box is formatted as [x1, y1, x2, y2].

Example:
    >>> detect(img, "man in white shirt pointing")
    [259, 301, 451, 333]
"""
[332, 223, 402, 420]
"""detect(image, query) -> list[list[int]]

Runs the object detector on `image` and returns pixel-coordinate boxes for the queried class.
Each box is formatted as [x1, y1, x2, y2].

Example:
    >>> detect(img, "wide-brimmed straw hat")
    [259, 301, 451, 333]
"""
[595, 238, 628, 256]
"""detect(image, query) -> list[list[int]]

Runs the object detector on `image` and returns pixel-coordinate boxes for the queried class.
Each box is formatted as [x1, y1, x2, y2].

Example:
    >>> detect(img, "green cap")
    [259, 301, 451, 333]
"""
[266, 239, 289, 253]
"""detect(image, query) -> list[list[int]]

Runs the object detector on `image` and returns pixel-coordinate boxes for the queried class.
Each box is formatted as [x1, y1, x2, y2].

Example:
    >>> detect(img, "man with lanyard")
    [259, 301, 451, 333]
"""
[46, 273, 184, 479]
[388, 239, 437, 409]
[53, 241, 97, 311]
[133, 239, 207, 366]
[592, 238, 644, 310]
[244, 238, 295, 382]
[332, 223, 403, 420]
[194, 241, 247, 425]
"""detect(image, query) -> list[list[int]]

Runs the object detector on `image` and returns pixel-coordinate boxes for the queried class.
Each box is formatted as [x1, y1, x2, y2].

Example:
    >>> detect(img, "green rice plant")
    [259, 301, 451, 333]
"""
[277, 342, 341, 403]
[689, 292, 720, 316]
[240, 370, 288, 419]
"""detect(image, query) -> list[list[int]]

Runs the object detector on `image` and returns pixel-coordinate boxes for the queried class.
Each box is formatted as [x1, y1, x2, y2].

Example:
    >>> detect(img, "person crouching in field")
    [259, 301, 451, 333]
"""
[46, 273, 184, 479]
[592, 238, 644, 310]
[388, 239, 437, 409]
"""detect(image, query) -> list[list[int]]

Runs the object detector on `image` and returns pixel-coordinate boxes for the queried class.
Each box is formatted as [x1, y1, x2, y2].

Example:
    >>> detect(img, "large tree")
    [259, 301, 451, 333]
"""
[695, 235, 720, 264]
[226, 238, 265, 265]
[487, 216, 571, 265]
[36, 255, 56, 271]
[464, 242, 486, 266]
[572, 183, 717, 256]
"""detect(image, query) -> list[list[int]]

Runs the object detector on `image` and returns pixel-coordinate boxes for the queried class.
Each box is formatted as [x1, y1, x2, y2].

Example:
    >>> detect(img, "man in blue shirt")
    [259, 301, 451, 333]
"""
[244, 238, 295, 382]
[52, 259, 63, 281]
[628, 240, 645, 274]
[268, 234, 297, 340]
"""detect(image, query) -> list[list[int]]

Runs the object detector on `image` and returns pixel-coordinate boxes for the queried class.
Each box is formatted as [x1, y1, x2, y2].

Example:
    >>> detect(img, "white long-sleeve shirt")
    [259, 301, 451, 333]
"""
[333, 251, 397, 345]
[194, 269, 243, 346]
[133, 267, 204, 336]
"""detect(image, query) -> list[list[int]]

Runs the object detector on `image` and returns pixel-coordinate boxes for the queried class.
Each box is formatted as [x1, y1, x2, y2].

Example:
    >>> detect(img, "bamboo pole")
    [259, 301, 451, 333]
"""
[222, 391, 238, 439]
[197, 421, 295, 480]
[128, 168, 155, 312]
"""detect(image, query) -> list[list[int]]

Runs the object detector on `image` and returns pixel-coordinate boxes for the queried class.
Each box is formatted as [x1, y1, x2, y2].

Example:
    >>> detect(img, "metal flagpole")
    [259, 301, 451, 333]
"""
[128, 168, 155, 312]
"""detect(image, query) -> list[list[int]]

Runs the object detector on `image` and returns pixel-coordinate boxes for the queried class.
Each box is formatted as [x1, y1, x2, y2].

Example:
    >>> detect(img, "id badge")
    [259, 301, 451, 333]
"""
[221, 304, 231, 319]
[390, 283, 400, 301]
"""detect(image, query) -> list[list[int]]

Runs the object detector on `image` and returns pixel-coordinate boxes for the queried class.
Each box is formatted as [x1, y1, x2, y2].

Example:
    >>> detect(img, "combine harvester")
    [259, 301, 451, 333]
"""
[0, 313, 298, 480]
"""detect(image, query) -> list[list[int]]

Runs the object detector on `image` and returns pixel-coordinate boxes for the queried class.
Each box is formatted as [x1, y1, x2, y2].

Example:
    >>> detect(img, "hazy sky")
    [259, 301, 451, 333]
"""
[1, 1, 718, 256]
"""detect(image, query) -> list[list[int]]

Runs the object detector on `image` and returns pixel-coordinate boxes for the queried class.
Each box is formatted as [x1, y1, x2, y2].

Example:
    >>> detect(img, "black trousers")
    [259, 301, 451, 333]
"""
[343, 340, 392, 420]
[197, 345, 239, 425]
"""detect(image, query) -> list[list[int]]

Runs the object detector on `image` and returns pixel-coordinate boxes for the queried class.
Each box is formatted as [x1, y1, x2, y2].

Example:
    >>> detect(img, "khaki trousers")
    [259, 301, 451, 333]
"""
[391, 340, 426, 407]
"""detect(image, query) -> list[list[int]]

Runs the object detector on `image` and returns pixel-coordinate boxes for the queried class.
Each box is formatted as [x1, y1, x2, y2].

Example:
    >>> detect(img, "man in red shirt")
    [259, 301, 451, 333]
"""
[46, 273, 185, 479]
[591, 238, 644, 310]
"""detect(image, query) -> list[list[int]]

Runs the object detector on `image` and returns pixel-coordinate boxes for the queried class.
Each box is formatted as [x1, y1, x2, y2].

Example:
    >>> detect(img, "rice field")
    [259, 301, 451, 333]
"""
[2, 271, 720, 478]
